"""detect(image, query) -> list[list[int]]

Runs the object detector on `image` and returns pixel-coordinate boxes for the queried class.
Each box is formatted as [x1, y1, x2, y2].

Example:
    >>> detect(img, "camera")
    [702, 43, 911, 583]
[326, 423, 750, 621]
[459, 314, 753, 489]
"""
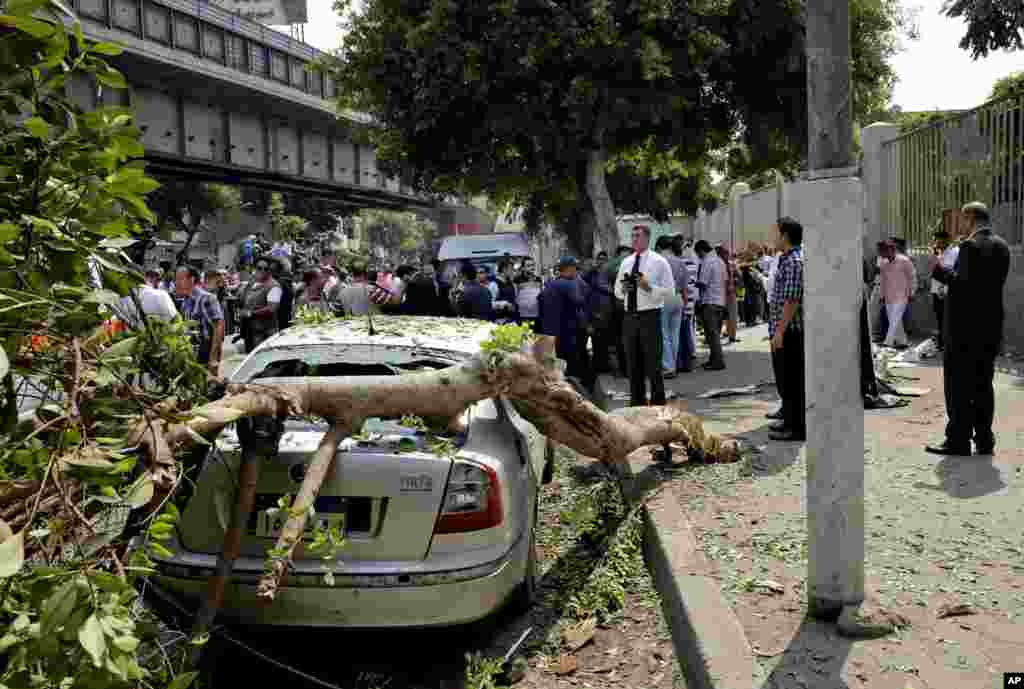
[621, 272, 643, 287]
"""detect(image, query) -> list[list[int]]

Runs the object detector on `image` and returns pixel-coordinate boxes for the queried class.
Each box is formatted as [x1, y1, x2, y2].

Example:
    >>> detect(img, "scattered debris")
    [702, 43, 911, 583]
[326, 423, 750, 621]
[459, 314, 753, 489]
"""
[563, 617, 597, 652]
[555, 654, 578, 675]
[937, 602, 977, 619]
[697, 384, 764, 399]
[753, 579, 786, 595]
[837, 605, 909, 639]
[891, 385, 932, 397]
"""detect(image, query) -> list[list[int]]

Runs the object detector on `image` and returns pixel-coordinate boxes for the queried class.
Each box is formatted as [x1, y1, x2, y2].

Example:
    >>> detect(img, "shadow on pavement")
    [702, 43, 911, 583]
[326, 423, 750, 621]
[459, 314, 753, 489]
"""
[758, 616, 855, 689]
[913, 454, 1007, 498]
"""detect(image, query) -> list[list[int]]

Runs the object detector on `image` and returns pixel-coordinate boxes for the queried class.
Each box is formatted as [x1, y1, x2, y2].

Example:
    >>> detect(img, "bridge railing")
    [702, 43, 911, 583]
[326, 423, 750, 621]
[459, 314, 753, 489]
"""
[68, 0, 375, 123]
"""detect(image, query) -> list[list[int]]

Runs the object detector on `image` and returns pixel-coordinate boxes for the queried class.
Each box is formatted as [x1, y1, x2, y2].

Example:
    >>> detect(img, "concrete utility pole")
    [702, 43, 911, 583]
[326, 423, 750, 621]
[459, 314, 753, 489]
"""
[803, 0, 866, 621]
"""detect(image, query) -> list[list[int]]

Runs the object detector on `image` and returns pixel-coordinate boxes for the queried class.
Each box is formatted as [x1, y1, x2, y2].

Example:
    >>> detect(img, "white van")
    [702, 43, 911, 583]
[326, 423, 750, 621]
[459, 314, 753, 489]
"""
[437, 233, 530, 281]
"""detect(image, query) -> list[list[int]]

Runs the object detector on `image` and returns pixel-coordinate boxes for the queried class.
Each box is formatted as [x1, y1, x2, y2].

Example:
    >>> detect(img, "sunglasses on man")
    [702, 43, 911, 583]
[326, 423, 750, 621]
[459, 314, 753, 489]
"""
[256, 264, 270, 270]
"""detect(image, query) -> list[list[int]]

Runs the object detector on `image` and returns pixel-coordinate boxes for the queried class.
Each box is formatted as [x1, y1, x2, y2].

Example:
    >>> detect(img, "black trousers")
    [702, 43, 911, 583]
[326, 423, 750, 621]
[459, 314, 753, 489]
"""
[860, 297, 878, 398]
[623, 309, 666, 406]
[943, 346, 996, 448]
[700, 304, 726, 367]
[932, 295, 945, 344]
[771, 342, 786, 415]
[780, 326, 806, 435]
[612, 300, 628, 376]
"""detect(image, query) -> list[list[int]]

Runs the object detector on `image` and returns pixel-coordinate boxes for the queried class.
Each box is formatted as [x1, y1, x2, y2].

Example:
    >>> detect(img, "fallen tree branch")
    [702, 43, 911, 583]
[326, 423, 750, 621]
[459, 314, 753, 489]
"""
[142, 336, 736, 474]
[255, 426, 345, 604]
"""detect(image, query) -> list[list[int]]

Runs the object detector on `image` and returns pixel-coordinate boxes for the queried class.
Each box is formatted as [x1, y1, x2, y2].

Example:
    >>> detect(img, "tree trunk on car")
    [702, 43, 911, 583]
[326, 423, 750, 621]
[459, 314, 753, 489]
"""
[128, 335, 738, 602]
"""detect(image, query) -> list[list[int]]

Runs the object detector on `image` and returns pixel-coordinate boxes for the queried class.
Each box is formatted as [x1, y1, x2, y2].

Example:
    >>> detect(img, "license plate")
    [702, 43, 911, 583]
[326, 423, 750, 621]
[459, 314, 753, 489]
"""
[249, 495, 347, 539]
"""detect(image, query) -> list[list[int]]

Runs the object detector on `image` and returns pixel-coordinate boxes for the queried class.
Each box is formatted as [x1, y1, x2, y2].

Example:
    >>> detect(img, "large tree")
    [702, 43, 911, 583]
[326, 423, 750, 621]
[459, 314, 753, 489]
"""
[944, 0, 1024, 59]
[329, 0, 748, 254]
[327, 0, 915, 252]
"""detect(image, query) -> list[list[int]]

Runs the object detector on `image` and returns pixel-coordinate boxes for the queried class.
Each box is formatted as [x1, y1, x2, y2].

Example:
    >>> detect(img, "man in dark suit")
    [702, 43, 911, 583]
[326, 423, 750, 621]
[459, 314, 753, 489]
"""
[402, 260, 452, 316]
[926, 202, 1011, 457]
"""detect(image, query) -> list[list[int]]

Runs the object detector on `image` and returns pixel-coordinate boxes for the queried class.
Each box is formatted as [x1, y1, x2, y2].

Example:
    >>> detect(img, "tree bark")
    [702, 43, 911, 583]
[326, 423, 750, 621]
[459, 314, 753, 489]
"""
[583, 147, 620, 255]
[138, 336, 738, 482]
[255, 426, 343, 604]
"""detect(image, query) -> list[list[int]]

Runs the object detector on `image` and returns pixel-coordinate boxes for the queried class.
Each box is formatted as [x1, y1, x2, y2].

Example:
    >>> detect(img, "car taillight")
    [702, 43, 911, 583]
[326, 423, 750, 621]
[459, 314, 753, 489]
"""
[434, 459, 503, 534]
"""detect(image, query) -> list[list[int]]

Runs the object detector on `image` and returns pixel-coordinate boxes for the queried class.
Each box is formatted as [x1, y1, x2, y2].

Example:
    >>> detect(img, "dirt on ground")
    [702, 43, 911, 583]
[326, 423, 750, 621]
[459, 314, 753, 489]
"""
[637, 326, 1024, 689]
[487, 449, 684, 689]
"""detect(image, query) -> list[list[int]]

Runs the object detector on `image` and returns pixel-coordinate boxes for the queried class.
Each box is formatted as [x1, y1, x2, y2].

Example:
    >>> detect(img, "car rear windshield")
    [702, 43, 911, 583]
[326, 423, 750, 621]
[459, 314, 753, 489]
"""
[232, 344, 462, 383]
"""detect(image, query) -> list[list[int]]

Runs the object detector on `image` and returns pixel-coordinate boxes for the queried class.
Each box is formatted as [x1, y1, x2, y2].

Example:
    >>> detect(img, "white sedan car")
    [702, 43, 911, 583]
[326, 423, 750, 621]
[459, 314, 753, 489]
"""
[151, 316, 553, 628]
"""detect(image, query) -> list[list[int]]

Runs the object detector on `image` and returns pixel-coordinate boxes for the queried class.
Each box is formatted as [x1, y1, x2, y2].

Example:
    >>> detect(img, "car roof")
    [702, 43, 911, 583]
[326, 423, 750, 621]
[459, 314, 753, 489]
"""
[437, 233, 530, 262]
[255, 315, 496, 356]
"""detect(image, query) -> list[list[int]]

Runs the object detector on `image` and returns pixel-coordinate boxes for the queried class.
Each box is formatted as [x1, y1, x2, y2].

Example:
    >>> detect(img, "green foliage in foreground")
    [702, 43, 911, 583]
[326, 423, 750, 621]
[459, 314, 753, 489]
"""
[0, 2, 210, 687]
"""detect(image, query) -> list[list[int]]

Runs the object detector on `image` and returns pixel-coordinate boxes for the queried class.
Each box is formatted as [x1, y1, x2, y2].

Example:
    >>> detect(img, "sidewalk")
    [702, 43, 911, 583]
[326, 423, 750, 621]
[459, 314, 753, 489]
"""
[604, 322, 1024, 689]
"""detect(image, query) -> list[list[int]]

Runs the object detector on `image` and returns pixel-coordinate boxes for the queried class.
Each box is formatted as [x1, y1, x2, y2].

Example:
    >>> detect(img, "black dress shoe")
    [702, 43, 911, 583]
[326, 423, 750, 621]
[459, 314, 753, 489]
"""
[769, 422, 788, 432]
[702, 363, 726, 371]
[766, 409, 784, 420]
[769, 430, 806, 442]
[924, 442, 972, 456]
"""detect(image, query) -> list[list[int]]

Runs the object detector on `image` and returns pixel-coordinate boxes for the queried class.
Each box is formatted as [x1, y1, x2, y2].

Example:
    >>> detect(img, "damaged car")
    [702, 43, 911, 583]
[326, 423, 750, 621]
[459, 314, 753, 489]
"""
[149, 316, 555, 628]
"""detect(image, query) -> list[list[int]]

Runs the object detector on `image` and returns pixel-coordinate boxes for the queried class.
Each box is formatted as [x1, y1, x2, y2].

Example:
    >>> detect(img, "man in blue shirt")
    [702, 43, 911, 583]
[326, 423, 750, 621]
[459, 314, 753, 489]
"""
[539, 256, 588, 384]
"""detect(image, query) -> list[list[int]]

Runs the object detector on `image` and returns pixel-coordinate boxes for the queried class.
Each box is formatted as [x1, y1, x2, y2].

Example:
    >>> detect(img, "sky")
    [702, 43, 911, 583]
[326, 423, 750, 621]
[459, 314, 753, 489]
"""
[289, 0, 1021, 113]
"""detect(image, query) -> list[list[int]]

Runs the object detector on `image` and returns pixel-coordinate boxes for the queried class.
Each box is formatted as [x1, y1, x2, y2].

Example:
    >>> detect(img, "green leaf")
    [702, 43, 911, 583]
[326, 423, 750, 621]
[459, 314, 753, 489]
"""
[0, 344, 8, 381]
[102, 336, 137, 359]
[0, 527, 24, 577]
[89, 42, 124, 56]
[124, 477, 153, 508]
[40, 578, 79, 636]
[112, 635, 138, 652]
[5, 0, 48, 16]
[95, 68, 128, 90]
[85, 288, 123, 306]
[147, 541, 173, 559]
[78, 614, 107, 667]
[0, 14, 57, 39]
[167, 671, 200, 689]
[22, 116, 50, 140]
[95, 219, 128, 237]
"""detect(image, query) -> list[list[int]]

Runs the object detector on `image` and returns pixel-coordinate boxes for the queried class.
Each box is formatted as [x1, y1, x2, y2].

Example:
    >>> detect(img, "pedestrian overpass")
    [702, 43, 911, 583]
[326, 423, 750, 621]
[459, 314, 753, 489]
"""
[63, 0, 435, 213]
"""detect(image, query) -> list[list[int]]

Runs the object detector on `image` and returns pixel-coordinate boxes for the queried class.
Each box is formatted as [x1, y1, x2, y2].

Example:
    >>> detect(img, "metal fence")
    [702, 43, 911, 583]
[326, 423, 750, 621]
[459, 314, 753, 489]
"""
[880, 93, 1024, 248]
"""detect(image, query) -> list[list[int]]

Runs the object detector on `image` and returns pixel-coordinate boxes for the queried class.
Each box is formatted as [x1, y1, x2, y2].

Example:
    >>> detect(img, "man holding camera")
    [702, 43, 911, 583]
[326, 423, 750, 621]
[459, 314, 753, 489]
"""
[614, 226, 676, 407]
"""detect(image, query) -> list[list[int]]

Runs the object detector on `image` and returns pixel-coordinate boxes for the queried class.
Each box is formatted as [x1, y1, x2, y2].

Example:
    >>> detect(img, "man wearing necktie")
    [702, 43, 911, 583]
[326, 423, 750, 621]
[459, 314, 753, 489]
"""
[614, 225, 676, 407]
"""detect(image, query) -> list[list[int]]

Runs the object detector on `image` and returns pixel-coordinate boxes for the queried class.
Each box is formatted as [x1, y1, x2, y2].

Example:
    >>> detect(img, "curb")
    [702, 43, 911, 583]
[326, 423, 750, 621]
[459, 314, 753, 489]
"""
[622, 461, 761, 689]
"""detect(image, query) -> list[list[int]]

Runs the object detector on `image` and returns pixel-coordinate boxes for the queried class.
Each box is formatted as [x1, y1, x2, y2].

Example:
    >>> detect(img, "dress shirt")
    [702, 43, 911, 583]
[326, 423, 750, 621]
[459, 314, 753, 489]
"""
[614, 250, 675, 312]
[696, 254, 727, 307]
[661, 250, 687, 309]
[930, 245, 959, 296]
[880, 254, 914, 305]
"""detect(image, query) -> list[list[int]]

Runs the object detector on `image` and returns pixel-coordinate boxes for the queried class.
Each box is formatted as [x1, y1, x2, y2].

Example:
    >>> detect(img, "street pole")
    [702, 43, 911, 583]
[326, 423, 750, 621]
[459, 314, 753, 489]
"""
[804, 0, 866, 621]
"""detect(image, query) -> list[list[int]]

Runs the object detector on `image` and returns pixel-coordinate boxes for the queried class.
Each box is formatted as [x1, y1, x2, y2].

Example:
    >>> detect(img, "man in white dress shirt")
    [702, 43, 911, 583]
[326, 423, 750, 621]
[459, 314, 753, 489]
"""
[614, 225, 675, 407]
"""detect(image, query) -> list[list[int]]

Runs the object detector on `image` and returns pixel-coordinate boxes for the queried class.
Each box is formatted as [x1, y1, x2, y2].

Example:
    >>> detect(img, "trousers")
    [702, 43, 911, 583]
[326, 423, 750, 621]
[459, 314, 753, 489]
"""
[884, 302, 908, 346]
[623, 309, 665, 406]
[678, 312, 695, 371]
[780, 326, 806, 435]
[700, 304, 726, 367]
[661, 298, 683, 372]
[943, 346, 996, 448]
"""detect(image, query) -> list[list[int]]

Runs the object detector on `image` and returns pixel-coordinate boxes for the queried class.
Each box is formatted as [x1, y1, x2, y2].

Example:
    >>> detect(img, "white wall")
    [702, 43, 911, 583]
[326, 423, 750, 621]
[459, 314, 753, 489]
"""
[691, 181, 784, 251]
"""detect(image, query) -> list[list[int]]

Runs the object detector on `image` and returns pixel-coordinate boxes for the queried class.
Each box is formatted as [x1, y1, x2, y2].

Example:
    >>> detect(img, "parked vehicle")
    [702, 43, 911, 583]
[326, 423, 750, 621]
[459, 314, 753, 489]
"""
[150, 316, 553, 628]
[437, 232, 530, 282]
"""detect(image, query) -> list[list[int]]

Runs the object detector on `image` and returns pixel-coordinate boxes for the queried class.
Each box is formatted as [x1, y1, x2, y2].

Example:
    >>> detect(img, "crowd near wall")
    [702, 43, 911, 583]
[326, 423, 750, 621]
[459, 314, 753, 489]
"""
[674, 96, 1024, 354]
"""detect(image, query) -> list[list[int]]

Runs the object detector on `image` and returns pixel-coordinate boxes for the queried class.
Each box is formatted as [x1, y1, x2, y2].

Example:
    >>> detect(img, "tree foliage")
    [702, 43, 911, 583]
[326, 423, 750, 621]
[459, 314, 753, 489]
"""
[990, 70, 1024, 102]
[0, 4, 208, 686]
[327, 0, 916, 249]
[146, 181, 240, 264]
[267, 192, 308, 242]
[943, 0, 1024, 59]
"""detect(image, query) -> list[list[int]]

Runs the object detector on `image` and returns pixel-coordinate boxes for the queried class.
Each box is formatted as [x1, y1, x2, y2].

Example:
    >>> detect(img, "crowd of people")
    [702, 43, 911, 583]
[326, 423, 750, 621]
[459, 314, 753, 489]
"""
[110, 199, 1009, 460]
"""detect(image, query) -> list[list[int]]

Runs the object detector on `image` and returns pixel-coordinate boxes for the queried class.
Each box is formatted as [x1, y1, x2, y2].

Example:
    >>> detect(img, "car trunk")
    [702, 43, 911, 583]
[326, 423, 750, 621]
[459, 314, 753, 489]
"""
[176, 346, 465, 563]
[179, 417, 464, 562]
